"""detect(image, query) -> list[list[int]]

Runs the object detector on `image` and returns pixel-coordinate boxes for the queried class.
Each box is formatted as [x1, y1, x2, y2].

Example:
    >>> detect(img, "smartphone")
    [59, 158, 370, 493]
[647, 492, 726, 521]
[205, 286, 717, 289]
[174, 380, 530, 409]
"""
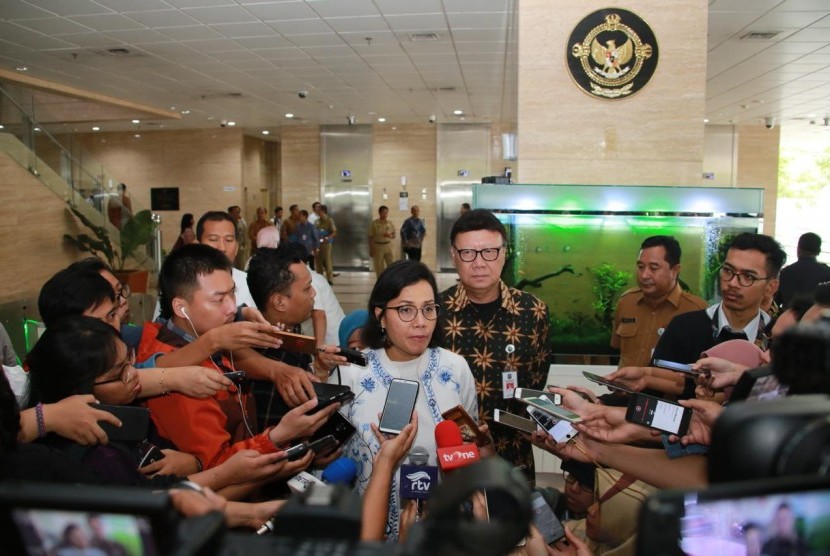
[442, 404, 490, 447]
[653, 359, 700, 375]
[337, 346, 367, 367]
[137, 440, 166, 468]
[310, 411, 356, 445]
[582, 371, 636, 394]
[625, 393, 692, 436]
[313, 382, 355, 411]
[379, 378, 420, 435]
[279, 434, 339, 462]
[526, 406, 578, 443]
[531, 491, 566, 545]
[514, 388, 562, 405]
[271, 330, 317, 355]
[515, 395, 583, 424]
[223, 371, 246, 384]
[493, 409, 537, 434]
[94, 404, 150, 442]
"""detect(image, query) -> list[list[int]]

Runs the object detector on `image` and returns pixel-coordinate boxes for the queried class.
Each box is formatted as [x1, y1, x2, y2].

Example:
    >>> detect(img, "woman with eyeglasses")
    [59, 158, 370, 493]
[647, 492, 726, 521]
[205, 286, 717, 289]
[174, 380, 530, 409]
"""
[332, 260, 477, 542]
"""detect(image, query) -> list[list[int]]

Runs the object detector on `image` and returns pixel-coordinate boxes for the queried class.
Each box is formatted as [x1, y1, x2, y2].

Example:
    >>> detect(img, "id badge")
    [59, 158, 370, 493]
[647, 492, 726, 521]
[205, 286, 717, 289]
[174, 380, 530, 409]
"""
[502, 371, 517, 399]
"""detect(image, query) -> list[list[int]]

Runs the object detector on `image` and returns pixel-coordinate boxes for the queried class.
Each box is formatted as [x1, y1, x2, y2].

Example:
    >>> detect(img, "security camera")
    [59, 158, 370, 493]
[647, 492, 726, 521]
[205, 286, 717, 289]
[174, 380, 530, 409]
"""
[298, 90, 308, 99]
[220, 119, 228, 128]
[764, 117, 775, 130]
[429, 115, 436, 124]
[347, 115, 356, 125]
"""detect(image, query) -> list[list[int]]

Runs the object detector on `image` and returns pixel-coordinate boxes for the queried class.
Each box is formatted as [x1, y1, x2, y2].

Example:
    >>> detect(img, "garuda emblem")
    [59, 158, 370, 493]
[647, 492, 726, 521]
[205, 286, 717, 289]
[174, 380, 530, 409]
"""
[567, 10, 658, 99]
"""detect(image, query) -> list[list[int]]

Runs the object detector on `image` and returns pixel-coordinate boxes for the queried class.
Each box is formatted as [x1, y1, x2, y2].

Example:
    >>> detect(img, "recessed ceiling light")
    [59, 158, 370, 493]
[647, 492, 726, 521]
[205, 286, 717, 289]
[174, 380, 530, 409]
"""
[0, 125, 4, 129]
[15, 66, 28, 72]
[92, 126, 100, 131]
[453, 109, 463, 115]
[180, 110, 190, 115]
[285, 113, 294, 118]
[377, 117, 386, 123]
[132, 119, 140, 124]
[134, 134, 140, 138]
[261, 130, 270, 135]
[703, 119, 709, 123]
[227, 121, 236, 126]
[33, 127, 40, 132]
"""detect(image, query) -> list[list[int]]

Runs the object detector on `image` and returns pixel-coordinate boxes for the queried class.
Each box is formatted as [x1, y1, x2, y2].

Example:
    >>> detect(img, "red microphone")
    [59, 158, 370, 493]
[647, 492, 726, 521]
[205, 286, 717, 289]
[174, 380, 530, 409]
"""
[435, 420, 480, 473]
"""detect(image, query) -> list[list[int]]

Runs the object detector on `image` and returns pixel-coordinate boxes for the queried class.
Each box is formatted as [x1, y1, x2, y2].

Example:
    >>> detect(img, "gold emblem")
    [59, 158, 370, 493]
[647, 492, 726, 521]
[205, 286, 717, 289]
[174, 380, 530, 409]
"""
[567, 10, 658, 99]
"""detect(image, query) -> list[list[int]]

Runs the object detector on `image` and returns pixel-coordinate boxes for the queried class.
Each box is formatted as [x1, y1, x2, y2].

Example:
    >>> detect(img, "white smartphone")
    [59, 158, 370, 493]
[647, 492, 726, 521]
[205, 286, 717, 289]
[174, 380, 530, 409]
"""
[514, 387, 562, 405]
[515, 393, 583, 424]
[378, 378, 420, 435]
[493, 409, 537, 434]
[526, 406, 578, 443]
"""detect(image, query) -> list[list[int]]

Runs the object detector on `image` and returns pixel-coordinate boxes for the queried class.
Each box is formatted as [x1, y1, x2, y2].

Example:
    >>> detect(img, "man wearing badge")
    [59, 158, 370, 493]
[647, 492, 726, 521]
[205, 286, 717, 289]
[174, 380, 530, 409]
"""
[439, 209, 551, 483]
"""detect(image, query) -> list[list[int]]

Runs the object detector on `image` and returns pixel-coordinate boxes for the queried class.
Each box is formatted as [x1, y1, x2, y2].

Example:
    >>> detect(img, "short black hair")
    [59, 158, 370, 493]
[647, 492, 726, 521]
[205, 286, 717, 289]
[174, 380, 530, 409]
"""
[196, 211, 235, 242]
[815, 281, 830, 307]
[461, 202, 471, 210]
[728, 233, 787, 277]
[798, 232, 822, 255]
[39, 267, 115, 327]
[274, 206, 283, 213]
[640, 235, 682, 267]
[319, 205, 328, 214]
[158, 243, 232, 319]
[450, 208, 507, 244]
[247, 245, 305, 310]
[67, 256, 113, 275]
[379, 205, 388, 213]
[363, 260, 442, 350]
[289, 204, 298, 212]
[180, 213, 194, 233]
[300, 209, 309, 218]
[27, 315, 121, 405]
[226, 205, 239, 213]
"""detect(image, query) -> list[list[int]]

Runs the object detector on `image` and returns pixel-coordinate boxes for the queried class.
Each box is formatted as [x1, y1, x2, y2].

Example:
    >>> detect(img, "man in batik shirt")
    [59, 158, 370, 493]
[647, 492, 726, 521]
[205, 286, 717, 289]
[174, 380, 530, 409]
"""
[440, 209, 551, 483]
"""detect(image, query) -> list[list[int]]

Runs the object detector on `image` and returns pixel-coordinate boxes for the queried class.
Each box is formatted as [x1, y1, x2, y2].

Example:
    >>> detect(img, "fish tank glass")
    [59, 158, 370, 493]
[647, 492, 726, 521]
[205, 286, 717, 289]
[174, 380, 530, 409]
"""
[473, 184, 763, 356]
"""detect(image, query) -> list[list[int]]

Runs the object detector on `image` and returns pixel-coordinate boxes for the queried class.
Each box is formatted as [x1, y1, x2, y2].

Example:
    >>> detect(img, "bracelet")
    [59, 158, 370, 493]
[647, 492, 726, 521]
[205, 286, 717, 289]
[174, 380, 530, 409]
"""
[160, 369, 169, 395]
[35, 402, 47, 438]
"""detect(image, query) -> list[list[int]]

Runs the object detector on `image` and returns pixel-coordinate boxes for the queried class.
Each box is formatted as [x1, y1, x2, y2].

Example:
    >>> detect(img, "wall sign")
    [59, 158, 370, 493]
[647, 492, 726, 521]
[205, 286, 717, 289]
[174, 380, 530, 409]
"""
[567, 9, 658, 99]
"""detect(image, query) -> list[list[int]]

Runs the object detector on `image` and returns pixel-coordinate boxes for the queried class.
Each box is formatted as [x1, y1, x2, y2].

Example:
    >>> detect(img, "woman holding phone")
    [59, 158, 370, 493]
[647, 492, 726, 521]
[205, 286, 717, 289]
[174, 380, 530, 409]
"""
[332, 260, 477, 541]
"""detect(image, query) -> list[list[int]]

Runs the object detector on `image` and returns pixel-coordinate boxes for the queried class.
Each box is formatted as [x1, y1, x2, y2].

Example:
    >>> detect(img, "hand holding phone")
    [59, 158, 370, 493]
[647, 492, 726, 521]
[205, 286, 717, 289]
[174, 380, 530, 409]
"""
[223, 371, 246, 384]
[625, 393, 692, 436]
[336, 347, 367, 367]
[493, 409, 537, 434]
[379, 379, 420, 435]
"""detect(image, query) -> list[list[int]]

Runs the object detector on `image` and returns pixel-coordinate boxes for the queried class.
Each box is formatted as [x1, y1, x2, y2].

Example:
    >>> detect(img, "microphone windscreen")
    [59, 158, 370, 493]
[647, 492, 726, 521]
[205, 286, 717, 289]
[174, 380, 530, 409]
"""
[321, 457, 358, 484]
[409, 445, 430, 466]
[435, 419, 463, 448]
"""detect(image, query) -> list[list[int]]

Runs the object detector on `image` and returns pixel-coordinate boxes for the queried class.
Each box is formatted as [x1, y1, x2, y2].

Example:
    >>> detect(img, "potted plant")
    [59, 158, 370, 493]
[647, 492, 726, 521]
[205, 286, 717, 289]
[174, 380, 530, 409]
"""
[63, 204, 157, 293]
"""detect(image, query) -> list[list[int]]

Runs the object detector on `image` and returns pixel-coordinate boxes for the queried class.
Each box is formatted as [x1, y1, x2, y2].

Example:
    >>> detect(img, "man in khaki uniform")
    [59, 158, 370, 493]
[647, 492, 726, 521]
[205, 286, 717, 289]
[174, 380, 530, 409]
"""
[314, 204, 337, 284]
[611, 235, 707, 368]
[368, 205, 395, 278]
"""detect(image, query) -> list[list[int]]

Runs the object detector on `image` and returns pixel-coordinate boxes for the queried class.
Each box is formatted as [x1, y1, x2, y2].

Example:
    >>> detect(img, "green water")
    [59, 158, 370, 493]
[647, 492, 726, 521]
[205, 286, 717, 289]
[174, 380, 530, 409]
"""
[498, 213, 759, 354]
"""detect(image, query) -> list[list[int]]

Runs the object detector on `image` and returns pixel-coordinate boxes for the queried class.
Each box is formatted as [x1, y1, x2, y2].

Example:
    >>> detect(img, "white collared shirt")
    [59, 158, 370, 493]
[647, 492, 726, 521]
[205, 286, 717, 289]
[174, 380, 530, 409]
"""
[706, 302, 770, 343]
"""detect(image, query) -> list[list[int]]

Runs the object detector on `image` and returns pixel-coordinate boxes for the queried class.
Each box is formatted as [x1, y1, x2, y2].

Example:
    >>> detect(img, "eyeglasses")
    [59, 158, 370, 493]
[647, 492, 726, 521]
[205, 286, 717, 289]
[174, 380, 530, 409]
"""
[563, 472, 593, 493]
[117, 283, 131, 303]
[453, 245, 505, 263]
[385, 303, 440, 322]
[718, 265, 772, 287]
[93, 348, 136, 386]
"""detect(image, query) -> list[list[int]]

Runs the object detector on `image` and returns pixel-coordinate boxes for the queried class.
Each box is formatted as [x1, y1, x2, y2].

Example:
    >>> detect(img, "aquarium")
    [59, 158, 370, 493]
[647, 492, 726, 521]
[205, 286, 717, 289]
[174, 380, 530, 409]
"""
[473, 184, 763, 356]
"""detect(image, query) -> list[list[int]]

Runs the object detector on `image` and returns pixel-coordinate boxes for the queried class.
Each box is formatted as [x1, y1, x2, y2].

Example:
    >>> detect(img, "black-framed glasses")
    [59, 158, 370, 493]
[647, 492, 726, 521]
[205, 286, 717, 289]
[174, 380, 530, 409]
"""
[93, 348, 136, 386]
[385, 303, 440, 322]
[453, 245, 505, 262]
[718, 265, 772, 287]
[117, 282, 131, 303]
[563, 471, 593, 493]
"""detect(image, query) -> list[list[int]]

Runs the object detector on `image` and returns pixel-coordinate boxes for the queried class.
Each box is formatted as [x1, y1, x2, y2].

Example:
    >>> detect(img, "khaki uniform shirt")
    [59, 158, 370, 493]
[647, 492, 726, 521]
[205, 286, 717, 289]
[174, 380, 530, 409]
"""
[611, 283, 707, 368]
[368, 218, 394, 244]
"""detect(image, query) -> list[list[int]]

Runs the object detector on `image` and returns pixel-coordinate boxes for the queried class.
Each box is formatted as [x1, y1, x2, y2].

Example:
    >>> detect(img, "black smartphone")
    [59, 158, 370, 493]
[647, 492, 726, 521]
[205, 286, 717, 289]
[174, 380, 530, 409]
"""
[531, 491, 566, 545]
[313, 382, 355, 411]
[582, 371, 636, 394]
[310, 411, 356, 445]
[625, 393, 692, 436]
[280, 434, 338, 462]
[137, 440, 166, 468]
[379, 378, 420, 435]
[653, 359, 701, 375]
[337, 346, 367, 367]
[223, 371, 246, 384]
[94, 404, 150, 443]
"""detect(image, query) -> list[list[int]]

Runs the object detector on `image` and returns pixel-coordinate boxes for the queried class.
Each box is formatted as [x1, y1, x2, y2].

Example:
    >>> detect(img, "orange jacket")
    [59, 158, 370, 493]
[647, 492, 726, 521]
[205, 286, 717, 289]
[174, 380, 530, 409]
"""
[138, 322, 277, 469]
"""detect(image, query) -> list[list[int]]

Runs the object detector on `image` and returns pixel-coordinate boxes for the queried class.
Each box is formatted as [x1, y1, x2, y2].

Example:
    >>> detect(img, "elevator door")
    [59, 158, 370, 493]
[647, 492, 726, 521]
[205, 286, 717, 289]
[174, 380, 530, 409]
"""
[436, 124, 490, 270]
[321, 125, 372, 269]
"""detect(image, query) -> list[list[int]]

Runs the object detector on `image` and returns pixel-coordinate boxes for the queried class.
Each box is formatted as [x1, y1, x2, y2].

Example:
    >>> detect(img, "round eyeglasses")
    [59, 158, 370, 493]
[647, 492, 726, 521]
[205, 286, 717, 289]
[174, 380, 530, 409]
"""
[385, 304, 440, 322]
[718, 265, 772, 287]
[93, 348, 136, 386]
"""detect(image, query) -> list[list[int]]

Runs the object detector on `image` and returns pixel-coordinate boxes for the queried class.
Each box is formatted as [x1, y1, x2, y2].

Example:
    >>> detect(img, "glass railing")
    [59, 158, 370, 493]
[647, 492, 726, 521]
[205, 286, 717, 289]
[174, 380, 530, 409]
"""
[0, 82, 161, 273]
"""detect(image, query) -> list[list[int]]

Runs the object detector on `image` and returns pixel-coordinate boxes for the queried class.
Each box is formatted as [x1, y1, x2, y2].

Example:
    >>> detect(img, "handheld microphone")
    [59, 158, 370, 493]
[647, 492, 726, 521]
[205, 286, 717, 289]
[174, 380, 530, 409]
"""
[261, 457, 358, 534]
[400, 446, 438, 503]
[435, 420, 481, 474]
